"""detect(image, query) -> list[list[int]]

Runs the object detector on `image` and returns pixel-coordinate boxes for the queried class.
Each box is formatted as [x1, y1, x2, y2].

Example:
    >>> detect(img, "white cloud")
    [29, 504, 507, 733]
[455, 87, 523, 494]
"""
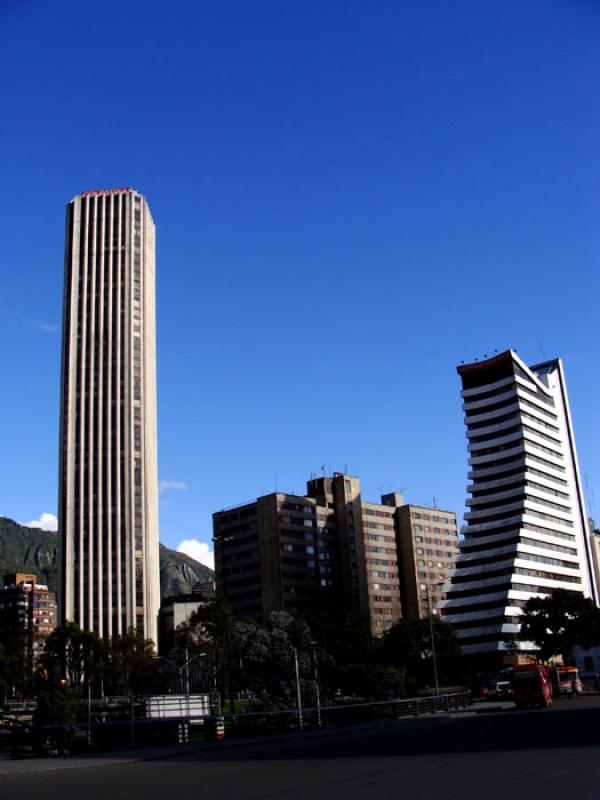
[0, 311, 59, 333]
[177, 539, 214, 571]
[159, 479, 189, 494]
[23, 512, 58, 532]
[37, 321, 59, 333]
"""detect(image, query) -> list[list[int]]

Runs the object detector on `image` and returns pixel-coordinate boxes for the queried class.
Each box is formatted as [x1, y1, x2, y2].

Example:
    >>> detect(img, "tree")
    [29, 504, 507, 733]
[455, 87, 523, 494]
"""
[0, 640, 27, 703]
[184, 597, 238, 711]
[337, 663, 404, 700]
[39, 623, 102, 692]
[234, 611, 332, 711]
[379, 617, 462, 693]
[40, 625, 163, 698]
[33, 684, 80, 726]
[103, 631, 163, 696]
[304, 609, 376, 669]
[517, 589, 600, 662]
[33, 684, 81, 756]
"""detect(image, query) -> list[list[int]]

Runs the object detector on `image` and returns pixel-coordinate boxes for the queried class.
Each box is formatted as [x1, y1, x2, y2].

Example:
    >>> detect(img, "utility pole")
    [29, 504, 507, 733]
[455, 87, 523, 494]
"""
[184, 647, 191, 719]
[426, 585, 440, 704]
[127, 663, 135, 749]
[311, 643, 322, 728]
[87, 677, 92, 747]
[293, 648, 303, 731]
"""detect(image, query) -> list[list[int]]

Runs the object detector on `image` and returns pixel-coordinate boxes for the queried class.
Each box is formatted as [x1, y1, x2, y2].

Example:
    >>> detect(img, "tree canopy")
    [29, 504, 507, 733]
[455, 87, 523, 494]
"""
[517, 589, 600, 662]
[39, 623, 164, 696]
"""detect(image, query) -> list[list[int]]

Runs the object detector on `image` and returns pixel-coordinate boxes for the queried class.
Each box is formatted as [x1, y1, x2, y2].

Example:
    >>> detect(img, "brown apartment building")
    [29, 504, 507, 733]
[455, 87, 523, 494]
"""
[395, 505, 459, 620]
[213, 474, 459, 635]
[0, 573, 57, 674]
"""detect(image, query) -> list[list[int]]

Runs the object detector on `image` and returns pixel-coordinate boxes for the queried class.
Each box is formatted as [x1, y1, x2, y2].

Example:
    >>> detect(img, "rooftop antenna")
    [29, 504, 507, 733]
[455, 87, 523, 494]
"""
[432, 496, 438, 509]
[275, 471, 278, 493]
[538, 340, 546, 360]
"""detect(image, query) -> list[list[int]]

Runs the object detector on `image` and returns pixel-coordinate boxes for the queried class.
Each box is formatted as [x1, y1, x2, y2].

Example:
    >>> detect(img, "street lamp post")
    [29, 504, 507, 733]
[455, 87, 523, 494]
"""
[424, 583, 445, 702]
[87, 677, 92, 747]
[182, 651, 212, 715]
[427, 589, 440, 700]
[126, 663, 135, 749]
[293, 647, 303, 731]
[310, 642, 322, 728]
[154, 651, 207, 695]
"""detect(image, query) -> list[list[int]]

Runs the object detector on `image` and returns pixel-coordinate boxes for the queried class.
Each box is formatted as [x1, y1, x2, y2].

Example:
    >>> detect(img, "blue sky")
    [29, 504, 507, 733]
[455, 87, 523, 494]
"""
[1, 0, 599, 569]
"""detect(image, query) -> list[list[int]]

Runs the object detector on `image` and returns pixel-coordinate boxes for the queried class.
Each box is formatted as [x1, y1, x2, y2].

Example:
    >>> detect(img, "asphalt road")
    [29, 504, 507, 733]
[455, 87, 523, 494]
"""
[1, 697, 599, 800]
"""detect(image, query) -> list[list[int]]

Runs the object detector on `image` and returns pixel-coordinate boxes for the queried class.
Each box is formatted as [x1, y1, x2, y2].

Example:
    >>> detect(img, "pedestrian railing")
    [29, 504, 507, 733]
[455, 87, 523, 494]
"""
[4, 690, 472, 756]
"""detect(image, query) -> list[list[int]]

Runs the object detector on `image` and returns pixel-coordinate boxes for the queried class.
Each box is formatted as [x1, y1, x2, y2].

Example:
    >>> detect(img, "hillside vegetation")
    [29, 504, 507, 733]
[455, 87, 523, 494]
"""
[0, 516, 213, 598]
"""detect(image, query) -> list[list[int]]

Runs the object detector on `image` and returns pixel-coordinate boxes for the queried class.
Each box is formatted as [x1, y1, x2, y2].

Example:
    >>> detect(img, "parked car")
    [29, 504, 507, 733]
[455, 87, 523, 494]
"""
[488, 681, 514, 700]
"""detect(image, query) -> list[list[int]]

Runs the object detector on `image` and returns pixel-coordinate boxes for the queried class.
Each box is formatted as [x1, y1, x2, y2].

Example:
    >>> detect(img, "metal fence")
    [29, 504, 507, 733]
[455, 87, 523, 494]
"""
[1, 690, 472, 756]
[222, 690, 473, 735]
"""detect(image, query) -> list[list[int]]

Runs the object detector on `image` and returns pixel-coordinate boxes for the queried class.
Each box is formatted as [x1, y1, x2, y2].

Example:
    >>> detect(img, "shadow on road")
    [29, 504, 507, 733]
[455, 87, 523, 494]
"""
[172, 699, 600, 763]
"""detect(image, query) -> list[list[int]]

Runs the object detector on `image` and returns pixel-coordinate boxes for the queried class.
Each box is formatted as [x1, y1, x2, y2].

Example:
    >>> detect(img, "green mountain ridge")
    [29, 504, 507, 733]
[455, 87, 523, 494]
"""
[0, 516, 214, 599]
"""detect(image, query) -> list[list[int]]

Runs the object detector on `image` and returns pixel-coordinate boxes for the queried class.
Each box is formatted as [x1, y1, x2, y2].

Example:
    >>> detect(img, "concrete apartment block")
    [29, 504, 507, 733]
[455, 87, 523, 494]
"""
[394, 504, 459, 620]
[214, 474, 459, 635]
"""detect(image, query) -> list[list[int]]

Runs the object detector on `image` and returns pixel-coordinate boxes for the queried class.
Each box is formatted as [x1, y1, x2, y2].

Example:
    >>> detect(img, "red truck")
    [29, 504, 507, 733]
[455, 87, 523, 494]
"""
[511, 664, 553, 709]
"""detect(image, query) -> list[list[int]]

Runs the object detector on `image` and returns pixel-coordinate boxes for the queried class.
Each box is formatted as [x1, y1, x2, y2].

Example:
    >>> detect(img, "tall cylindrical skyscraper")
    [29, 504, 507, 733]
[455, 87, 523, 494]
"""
[59, 188, 160, 645]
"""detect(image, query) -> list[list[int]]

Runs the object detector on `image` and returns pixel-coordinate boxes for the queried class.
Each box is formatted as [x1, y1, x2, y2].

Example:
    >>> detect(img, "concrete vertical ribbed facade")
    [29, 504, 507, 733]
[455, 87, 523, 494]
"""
[59, 188, 160, 646]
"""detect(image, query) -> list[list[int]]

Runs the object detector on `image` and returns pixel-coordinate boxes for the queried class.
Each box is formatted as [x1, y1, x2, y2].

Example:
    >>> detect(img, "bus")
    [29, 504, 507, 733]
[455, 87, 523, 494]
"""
[551, 665, 582, 697]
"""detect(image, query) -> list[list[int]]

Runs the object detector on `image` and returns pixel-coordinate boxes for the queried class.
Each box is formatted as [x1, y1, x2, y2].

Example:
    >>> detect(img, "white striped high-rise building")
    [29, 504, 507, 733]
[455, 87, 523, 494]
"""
[443, 350, 597, 661]
[59, 188, 160, 646]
